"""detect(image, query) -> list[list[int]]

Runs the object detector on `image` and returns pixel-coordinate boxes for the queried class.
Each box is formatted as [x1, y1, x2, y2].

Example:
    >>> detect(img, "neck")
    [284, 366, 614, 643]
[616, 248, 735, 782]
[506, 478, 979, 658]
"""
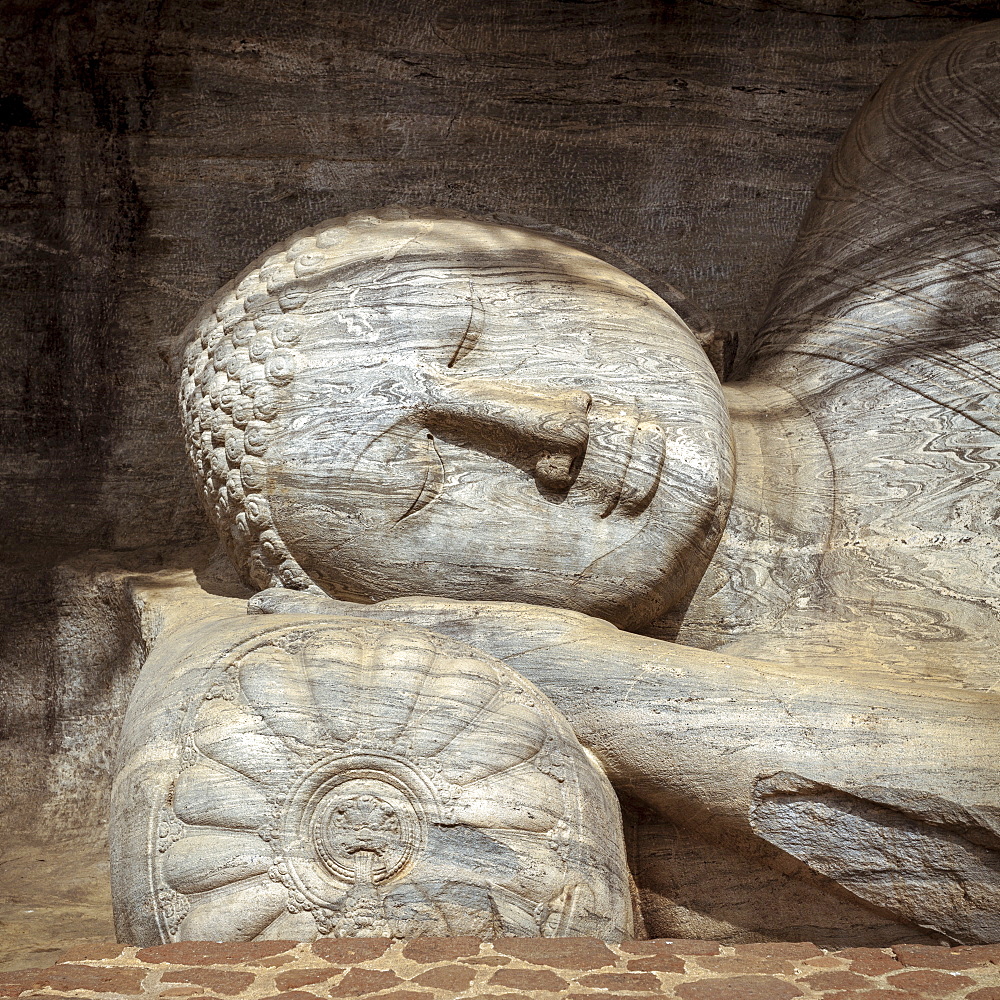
[655, 381, 835, 649]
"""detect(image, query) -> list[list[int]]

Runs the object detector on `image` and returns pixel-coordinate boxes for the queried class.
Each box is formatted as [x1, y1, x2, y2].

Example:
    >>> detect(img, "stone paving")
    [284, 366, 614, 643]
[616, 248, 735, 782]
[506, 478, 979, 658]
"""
[0, 938, 997, 1000]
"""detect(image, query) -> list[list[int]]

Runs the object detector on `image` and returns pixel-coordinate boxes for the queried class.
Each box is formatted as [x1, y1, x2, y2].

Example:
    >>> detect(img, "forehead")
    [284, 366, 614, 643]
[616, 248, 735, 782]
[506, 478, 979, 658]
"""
[289, 254, 708, 380]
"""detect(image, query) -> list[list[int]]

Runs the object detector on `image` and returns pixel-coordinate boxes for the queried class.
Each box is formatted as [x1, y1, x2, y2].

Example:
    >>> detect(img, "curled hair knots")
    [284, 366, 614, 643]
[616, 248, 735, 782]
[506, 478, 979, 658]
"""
[179, 209, 417, 590]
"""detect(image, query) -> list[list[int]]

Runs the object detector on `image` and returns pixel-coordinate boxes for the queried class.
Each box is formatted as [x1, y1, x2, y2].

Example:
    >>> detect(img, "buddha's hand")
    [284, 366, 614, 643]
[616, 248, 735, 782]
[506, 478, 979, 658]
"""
[247, 588, 619, 662]
[247, 586, 358, 616]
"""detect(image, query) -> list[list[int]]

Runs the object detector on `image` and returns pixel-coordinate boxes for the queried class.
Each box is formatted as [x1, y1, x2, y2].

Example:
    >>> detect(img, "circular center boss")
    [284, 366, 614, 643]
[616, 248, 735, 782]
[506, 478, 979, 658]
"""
[280, 754, 432, 905]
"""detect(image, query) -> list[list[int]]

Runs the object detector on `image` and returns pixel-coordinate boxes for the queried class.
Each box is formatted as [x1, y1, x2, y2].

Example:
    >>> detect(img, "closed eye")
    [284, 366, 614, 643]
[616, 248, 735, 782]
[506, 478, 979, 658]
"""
[395, 432, 445, 522]
[446, 281, 484, 368]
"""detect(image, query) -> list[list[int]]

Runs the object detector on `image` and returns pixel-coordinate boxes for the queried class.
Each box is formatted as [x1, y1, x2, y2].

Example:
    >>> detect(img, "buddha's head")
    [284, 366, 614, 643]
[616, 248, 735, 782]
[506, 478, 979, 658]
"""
[181, 209, 734, 629]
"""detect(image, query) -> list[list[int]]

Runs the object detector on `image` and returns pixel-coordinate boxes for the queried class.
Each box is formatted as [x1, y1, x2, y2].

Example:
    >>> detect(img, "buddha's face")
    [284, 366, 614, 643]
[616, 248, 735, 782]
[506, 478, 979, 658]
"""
[265, 221, 733, 628]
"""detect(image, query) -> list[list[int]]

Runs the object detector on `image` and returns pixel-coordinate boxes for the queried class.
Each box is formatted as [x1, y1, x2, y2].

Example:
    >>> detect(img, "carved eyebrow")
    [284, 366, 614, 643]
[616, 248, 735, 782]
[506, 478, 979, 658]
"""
[446, 282, 484, 368]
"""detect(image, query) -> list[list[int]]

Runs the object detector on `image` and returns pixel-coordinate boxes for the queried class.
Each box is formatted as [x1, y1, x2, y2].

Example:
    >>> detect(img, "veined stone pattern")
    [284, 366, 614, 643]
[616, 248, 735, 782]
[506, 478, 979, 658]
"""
[178, 207, 732, 631]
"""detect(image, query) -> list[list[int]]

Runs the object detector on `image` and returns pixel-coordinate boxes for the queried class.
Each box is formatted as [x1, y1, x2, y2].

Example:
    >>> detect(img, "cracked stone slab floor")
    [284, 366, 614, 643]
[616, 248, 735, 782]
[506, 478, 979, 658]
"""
[0, 937, 997, 999]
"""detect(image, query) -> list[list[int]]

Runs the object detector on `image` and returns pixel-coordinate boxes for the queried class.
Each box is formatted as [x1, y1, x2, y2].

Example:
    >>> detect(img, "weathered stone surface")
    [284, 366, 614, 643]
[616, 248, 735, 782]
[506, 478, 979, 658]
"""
[401, 938, 481, 963]
[135, 941, 295, 965]
[734, 943, 824, 960]
[328, 967, 405, 996]
[797, 970, 873, 990]
[312, 939, 392, 965]
[488, 967, 570, 991]
[0, 963, 146, 997]
[368, 992, 432, 1000]
[7, 6, 1000, 965]
[698, 955, 795, 976]
[119, 89, 1000, 939]
[409, 966, 476, 990]
[576, 971, 661, 990]
[273, 967, 339, 992]
[619, 940, 721, 957]
[840, 949, 905, 977]
[568, 995, 669, 1000]
[18, 995, 105, 1000]
[160, 39, 1000, 936]
[625, 954, 686, 973]
[54, 944, 129, 964]
[259, 993, 326, 1000]
[462, 994, 526, 1000]
[887, 969, 977, 992]
[824, 992, 925, 1000]
[7, 0, 979, 577]
[8, 3, 1000, 963]
[801, 955, 844, 969]
[893, 944, 1000, 970]
[160, 966, 256, 995]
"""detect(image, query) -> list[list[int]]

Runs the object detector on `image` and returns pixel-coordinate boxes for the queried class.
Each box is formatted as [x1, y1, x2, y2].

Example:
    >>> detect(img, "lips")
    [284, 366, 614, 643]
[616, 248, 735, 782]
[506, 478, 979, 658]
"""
[571, 403, 666, 519]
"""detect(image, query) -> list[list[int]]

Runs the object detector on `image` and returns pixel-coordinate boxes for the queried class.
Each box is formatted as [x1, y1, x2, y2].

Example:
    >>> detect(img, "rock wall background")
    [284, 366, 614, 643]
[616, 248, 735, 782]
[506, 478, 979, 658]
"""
[2, 0, 998, 829]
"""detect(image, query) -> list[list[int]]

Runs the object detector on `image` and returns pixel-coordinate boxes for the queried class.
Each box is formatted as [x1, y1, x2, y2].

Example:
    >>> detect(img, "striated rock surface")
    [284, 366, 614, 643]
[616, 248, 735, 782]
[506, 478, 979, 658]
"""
[7, 7, 1000, 956]
[125, 19, 1000, 940]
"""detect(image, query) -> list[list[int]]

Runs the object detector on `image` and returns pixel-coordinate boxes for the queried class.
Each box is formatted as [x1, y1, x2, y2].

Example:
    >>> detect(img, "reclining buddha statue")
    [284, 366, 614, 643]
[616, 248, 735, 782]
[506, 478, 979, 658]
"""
[111, 21, 1000, 947]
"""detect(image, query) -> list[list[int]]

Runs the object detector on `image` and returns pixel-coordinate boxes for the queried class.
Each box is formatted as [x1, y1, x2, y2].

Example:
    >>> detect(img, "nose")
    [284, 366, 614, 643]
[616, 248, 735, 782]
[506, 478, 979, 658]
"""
[419, 375, 591, 491]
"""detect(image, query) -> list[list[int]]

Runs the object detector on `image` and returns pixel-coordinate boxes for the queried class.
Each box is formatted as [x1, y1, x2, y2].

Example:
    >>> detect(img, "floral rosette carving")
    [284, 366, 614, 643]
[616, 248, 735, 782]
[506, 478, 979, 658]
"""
[148, 618, 633, 942]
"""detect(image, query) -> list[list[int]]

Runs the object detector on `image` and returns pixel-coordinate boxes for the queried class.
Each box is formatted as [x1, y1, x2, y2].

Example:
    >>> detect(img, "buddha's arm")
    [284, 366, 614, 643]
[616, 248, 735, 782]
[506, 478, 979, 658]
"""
[253, 590, 999, 835]
[252, 590, 1000, 942]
